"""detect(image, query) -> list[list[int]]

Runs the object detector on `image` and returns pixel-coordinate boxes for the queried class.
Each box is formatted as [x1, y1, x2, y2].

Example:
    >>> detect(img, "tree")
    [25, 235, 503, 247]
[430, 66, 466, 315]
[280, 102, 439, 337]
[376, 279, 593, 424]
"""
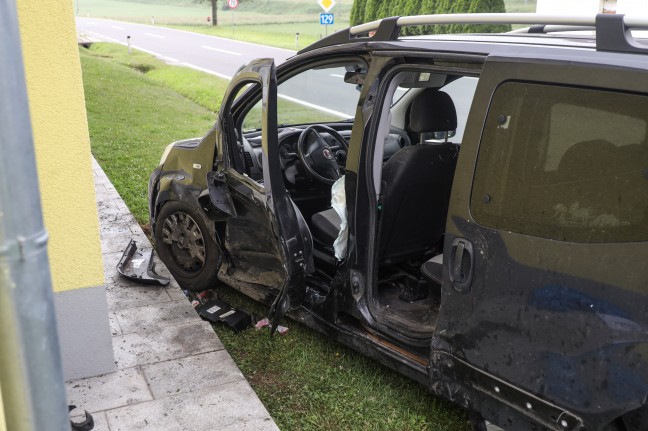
[363, 0, 379, 23]
[431, 0, 453, 34]
[376, 0, 391, 20]
[418, 0, 439, 34]
[389, 0, 408, 17]
[350, 0, 367, 25]
[448, 0, 472, 33]
[401, 0, 422, 35]
[350, 0, 509, 34]
[196, 0, 218, 26]
[465, 0, 510, 33]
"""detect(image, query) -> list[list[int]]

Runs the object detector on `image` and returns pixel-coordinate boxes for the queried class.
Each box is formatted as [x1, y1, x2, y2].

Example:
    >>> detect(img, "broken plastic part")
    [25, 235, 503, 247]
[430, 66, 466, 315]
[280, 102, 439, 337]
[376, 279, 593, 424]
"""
[69, 405, 94, 431]
[116, 239, 170, 286]
[195, 298, 252, 332]
[255, 317, 288, 334]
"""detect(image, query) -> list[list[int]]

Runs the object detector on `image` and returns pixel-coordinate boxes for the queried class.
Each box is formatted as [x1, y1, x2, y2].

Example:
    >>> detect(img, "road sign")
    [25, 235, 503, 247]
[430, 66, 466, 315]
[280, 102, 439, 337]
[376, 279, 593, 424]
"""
[317, 0, 335, 13]
[320, 13, 334, 25]
[228, 0, 238, 8]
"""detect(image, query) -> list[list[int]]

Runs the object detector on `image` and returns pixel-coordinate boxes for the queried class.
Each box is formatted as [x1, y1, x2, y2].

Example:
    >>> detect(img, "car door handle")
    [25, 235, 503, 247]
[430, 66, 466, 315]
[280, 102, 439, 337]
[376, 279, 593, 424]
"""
[449, 238, 474, 293]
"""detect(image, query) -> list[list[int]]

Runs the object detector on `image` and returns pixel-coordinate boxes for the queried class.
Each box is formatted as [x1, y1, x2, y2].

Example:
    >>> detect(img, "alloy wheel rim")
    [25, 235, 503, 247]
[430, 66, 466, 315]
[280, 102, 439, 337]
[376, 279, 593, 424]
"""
[161, 211, 206, 272]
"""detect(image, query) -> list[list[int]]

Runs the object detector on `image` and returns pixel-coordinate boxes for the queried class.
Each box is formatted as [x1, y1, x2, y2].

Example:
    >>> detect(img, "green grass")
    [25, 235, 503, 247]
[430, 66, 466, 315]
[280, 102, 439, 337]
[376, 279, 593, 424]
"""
[81, 44, 217, 221]
[81, 43, 471, 430]
[215, 285, 470, 431]
[76, 0, 211, 24]
[83, 43, 230, 112]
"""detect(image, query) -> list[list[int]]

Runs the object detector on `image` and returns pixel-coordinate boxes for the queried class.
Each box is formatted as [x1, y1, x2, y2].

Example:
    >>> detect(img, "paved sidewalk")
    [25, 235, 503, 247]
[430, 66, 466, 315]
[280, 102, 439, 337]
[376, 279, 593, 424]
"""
[65, 158, 279, 431]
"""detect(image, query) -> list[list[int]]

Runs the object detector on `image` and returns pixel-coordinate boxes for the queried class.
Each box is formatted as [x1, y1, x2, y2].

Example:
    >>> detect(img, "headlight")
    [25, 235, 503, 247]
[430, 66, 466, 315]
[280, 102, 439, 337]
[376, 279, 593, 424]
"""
[159, 142, 175, 165]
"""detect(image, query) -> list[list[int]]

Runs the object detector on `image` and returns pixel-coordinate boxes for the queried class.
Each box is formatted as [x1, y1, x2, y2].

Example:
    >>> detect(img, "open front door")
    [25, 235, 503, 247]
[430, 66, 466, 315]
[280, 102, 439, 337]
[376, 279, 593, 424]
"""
[216, 59, 313, 331]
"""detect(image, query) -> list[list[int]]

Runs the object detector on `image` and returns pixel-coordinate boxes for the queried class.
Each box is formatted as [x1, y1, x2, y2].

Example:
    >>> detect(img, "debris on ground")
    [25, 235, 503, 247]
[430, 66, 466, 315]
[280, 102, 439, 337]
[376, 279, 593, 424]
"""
[116, 239, 169, 286]
[194, 297, 252, 332]
[255, 317, 289, 335]
[69, 405, 94, 431]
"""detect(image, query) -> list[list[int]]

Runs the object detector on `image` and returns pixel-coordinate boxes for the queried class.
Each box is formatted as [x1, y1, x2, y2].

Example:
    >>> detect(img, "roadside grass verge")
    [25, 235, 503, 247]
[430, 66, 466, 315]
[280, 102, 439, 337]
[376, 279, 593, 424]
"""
[81, 44, 471, 430]
[83, 43, 340, 129]
[83, 43, 229, 112]
[168, 21, 350, 51]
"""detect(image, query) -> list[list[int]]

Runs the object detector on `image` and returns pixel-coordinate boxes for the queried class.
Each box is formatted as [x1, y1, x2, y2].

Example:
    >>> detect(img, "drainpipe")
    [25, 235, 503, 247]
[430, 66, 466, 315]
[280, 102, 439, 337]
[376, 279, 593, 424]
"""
[0, 1, 70, 430]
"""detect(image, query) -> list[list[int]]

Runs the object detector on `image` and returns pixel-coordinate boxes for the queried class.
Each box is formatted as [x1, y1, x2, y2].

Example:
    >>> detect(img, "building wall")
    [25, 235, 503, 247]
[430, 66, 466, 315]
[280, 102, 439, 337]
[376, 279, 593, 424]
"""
[0, 387, 4, 431]
[16, 0, 115, 380]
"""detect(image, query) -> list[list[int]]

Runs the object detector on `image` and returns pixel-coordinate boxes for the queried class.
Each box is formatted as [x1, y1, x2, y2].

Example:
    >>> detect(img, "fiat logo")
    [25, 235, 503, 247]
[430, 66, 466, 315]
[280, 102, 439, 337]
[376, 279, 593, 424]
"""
[322, 148, 333, 160]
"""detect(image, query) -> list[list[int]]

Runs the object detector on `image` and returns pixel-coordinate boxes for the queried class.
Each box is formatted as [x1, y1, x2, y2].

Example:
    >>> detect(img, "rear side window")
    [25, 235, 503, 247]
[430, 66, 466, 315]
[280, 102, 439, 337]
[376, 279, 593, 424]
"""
[471, 82, 648, 243]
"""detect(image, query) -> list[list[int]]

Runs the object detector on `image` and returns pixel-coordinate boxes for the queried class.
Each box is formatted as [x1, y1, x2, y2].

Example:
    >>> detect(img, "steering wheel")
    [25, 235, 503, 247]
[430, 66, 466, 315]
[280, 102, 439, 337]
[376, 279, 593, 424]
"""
[296, 125, 348, 185]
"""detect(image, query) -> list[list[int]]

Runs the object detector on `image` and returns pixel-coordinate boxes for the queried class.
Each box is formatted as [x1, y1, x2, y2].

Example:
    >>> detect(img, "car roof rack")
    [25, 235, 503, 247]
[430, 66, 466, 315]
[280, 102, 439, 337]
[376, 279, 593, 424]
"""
[299, 13, 648, 56]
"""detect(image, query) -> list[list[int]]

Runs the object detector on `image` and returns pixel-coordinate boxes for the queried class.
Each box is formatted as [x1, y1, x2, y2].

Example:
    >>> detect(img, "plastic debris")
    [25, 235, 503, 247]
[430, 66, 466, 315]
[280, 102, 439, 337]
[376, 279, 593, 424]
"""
[255, 317, 288, 334]
[116, 239, 169, 286]
[195, 298, 252, 332]
[69, 405, 94, 431]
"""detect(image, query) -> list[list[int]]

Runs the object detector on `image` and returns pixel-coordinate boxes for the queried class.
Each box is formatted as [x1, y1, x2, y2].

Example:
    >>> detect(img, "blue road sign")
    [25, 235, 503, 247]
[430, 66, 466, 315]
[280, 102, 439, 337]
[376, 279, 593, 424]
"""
[320, 13, 334, 25]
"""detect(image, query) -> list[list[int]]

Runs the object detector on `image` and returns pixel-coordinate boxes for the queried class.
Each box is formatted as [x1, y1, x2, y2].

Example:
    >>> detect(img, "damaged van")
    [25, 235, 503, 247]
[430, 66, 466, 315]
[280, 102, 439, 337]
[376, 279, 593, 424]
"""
[147, 14, 648, 430]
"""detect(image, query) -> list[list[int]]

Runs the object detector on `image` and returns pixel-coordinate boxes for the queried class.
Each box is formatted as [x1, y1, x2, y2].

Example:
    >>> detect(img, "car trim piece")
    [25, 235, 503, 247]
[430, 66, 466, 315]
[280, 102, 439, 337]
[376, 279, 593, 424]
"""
[432, 352, 584, 431]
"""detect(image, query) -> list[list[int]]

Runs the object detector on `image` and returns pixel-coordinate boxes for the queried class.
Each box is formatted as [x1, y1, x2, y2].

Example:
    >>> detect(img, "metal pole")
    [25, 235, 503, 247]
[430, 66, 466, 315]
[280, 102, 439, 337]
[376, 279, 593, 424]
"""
[0, 1, 70, 431]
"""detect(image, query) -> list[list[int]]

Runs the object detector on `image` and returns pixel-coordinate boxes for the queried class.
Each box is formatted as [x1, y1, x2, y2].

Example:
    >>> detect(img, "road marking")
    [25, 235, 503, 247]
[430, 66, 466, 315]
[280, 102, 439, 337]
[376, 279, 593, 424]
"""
[202, 45, 242, 56]
[330, 74, 345, 78]
[164, 56, 180, 62]
[83, 29, 119, 43]
[112, 25, 125, 30]
[278, 94, 352, 119]
[144, 32, 165, 39]
[76, 18, 297, 55]
[180, 62, 232, 80]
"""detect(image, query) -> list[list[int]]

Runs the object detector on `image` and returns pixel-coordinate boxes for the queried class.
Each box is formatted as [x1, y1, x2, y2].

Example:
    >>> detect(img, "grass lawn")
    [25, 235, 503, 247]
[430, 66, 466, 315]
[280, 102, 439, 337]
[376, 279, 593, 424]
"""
[81, 43, 471, 430]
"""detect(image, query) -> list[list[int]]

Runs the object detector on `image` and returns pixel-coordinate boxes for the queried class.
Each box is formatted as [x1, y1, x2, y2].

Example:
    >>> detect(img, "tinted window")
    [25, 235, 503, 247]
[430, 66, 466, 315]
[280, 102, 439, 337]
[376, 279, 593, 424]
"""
[471, 82, 648, 243]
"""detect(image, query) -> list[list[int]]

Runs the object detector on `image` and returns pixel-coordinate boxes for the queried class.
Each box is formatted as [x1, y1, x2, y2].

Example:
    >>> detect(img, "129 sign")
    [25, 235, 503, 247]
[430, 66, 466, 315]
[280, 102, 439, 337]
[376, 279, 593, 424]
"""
[320, 13, 334, 25]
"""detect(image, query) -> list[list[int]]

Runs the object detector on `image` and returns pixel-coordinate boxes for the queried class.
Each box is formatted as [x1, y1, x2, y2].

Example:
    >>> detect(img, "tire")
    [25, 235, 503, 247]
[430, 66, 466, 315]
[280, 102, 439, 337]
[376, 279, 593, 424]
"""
[154, 201, 220, 292]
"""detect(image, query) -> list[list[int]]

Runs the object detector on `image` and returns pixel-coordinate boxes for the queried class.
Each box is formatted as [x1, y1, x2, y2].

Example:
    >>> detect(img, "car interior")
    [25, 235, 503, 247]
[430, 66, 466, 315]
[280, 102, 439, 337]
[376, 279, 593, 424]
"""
[231, 63, 478, 345]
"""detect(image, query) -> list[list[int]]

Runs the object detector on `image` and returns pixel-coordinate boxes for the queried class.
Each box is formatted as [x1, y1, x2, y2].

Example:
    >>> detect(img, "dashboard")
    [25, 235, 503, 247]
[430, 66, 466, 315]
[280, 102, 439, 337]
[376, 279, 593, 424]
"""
[240, 124, 410, 186]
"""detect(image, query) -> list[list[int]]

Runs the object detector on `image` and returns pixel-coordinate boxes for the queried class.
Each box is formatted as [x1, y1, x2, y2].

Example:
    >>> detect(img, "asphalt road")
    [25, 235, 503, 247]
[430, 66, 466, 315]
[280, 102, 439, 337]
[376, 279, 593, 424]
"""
[76, 18, 357, 117]
[76, 17, 295, 79]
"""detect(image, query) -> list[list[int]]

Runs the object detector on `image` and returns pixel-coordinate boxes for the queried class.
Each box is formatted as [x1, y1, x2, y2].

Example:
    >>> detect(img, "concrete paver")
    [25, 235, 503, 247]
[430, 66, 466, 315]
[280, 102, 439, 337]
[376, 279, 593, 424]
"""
[115, 300, 197, 333]
[66, 368, 153, 413]
[105, 283, 176, 313]
[109, 312, 123, 336]
[64, 158, 278, 431]
[142, 351, 243, 398]
[106, 382, 278, 431]
[113, 318, 224, 369]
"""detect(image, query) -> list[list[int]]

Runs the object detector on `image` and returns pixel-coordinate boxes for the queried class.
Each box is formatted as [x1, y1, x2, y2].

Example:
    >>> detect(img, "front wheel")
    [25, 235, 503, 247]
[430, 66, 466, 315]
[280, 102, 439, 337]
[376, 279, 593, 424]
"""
[154, 201, 220, 291]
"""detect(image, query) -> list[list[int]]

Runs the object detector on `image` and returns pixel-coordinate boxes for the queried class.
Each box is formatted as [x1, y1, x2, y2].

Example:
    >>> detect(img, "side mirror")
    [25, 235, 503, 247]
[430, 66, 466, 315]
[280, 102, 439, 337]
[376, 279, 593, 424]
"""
[344, 71, 365, 85]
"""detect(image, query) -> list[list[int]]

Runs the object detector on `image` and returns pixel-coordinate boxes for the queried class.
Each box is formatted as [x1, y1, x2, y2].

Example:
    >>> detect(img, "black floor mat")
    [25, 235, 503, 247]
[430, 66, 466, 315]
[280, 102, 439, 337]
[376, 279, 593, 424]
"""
[377, 278, 440, 334]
